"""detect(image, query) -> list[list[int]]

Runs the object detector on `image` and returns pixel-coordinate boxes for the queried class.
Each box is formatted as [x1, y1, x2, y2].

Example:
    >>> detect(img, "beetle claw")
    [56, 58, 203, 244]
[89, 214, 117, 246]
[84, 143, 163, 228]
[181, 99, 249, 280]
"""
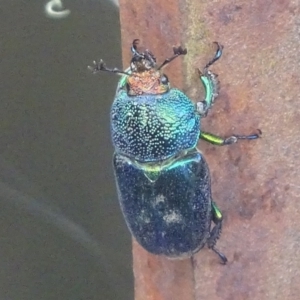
[173, 46, 187, 56]
[88, 59, 109, 73]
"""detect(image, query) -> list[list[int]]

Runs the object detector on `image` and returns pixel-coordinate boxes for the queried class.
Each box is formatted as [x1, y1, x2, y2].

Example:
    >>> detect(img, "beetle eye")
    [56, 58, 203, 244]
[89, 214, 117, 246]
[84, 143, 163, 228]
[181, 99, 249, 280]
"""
[161, 75, 169, 85]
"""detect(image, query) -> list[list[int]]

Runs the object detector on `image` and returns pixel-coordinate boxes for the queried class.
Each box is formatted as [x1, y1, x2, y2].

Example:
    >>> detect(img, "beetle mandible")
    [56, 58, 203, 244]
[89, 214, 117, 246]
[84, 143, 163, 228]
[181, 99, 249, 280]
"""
[89, 39, 260, 264]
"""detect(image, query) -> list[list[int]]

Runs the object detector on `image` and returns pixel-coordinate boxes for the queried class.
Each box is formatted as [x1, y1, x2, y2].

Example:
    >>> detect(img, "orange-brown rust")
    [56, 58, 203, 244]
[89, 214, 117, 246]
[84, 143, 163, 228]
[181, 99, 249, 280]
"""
[133, 241, 195, 300]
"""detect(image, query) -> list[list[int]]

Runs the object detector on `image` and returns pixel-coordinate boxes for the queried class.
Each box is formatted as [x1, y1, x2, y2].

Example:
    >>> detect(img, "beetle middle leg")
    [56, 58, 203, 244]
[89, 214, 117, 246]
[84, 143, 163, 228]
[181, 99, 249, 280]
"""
[207, 201, 228, 264]
[200, 129, 261, 145]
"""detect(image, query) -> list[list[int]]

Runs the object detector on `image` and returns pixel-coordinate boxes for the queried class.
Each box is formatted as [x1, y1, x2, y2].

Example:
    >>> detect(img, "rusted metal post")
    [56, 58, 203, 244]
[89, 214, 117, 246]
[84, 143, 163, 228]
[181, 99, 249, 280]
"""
[119, 1, 300, 299]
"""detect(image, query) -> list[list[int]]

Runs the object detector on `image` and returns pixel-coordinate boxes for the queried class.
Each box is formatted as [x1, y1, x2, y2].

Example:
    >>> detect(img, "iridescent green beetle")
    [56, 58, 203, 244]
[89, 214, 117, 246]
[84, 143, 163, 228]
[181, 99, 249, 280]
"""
[89, 40, 260, 263]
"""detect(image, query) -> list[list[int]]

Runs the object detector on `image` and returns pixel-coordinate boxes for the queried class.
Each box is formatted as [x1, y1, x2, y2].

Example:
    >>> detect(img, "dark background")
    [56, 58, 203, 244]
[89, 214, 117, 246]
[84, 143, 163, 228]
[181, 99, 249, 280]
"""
[0, 1, 133, 299]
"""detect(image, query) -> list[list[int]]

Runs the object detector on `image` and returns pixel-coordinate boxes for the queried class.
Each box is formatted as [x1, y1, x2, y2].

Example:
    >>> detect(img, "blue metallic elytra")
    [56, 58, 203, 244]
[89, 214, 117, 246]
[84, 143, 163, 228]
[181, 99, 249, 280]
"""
[114, 150, 210, 256]
[89, 39, 260, 263]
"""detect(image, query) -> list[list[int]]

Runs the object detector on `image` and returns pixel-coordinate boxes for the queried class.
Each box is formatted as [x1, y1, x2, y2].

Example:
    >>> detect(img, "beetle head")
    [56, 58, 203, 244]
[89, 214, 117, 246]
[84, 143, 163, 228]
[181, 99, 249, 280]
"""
[130, 39, 157, 72]
[127, 39, 170, 96]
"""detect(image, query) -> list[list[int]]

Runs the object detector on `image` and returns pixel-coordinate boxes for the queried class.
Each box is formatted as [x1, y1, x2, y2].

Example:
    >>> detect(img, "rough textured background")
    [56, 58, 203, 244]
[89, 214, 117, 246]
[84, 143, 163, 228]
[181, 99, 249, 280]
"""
[119, 0, 300, 299]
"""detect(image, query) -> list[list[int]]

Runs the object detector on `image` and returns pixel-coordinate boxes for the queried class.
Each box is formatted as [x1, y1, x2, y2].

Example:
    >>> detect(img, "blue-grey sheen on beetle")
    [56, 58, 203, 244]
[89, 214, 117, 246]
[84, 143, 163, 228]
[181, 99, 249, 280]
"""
[89, 39, 260, 264]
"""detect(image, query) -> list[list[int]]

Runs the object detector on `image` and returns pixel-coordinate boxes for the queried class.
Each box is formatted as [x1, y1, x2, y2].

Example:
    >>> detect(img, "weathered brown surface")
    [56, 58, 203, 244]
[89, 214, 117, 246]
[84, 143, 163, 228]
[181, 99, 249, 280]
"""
[119, 0, 300, 299]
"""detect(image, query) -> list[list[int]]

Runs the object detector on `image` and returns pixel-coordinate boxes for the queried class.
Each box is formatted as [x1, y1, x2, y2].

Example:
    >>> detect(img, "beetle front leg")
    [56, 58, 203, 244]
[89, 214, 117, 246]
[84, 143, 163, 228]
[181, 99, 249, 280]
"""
[88, 59, 130, 76]
[196, 42, 223, 117]
[157, 46, 187, 70]
[207, 201, 227, 264]
[200, 129, 261, 146]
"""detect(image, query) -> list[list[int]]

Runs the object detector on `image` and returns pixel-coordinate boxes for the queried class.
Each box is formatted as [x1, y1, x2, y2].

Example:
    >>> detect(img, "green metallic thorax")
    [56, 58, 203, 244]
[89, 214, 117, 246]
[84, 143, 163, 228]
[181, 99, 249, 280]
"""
[110, 87, 201, 162]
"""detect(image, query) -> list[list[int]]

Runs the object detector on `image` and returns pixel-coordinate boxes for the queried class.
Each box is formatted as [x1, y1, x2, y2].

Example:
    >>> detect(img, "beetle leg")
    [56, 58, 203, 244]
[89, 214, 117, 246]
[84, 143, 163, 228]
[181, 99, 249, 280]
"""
[202, 42, 223, 74]
[196, 42, 223, 116]
[88, 59, 130, 75]
[211, 247, 227, 265]
[207, 201, 227, 264]
[157, 46, 187, 70]
[200, 129, 262, 145]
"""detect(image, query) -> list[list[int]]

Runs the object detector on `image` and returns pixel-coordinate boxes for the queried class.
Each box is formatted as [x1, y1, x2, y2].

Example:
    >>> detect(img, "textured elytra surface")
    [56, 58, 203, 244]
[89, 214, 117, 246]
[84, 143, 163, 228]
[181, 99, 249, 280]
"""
[113, 150, 211, 257]
[111, 88, 200, 162]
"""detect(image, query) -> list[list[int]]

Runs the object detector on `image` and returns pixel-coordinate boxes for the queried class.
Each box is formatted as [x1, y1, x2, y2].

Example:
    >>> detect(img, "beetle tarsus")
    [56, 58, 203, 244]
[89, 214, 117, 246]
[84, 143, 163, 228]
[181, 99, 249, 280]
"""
[173, 46, 187, 56]
[157, 45, 187, 70]
[223, 130, 262, 145]
[88, 59, 130, 75]
[212, 247, 228, 264]
[202, 42, 224, 74]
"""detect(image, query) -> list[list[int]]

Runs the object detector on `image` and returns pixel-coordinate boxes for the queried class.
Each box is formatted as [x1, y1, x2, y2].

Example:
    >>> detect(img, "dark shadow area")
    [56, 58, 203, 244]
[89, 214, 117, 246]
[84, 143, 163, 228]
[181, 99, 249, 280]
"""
[0, 1, 133, 299]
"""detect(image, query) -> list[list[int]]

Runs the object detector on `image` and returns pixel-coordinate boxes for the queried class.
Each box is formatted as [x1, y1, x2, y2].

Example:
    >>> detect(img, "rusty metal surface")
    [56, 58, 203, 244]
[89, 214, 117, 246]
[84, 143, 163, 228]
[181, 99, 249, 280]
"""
[119, 0, 300, 299]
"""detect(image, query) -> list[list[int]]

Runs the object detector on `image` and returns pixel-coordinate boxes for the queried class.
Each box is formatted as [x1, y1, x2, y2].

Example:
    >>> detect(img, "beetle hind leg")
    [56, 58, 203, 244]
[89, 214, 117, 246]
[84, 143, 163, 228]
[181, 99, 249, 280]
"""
[207, 201, 228, 264]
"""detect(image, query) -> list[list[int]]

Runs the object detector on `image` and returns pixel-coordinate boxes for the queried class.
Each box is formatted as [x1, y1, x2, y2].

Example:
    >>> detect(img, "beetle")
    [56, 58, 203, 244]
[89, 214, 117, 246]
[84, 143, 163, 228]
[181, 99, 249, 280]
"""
[89, 39, 260, 264]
